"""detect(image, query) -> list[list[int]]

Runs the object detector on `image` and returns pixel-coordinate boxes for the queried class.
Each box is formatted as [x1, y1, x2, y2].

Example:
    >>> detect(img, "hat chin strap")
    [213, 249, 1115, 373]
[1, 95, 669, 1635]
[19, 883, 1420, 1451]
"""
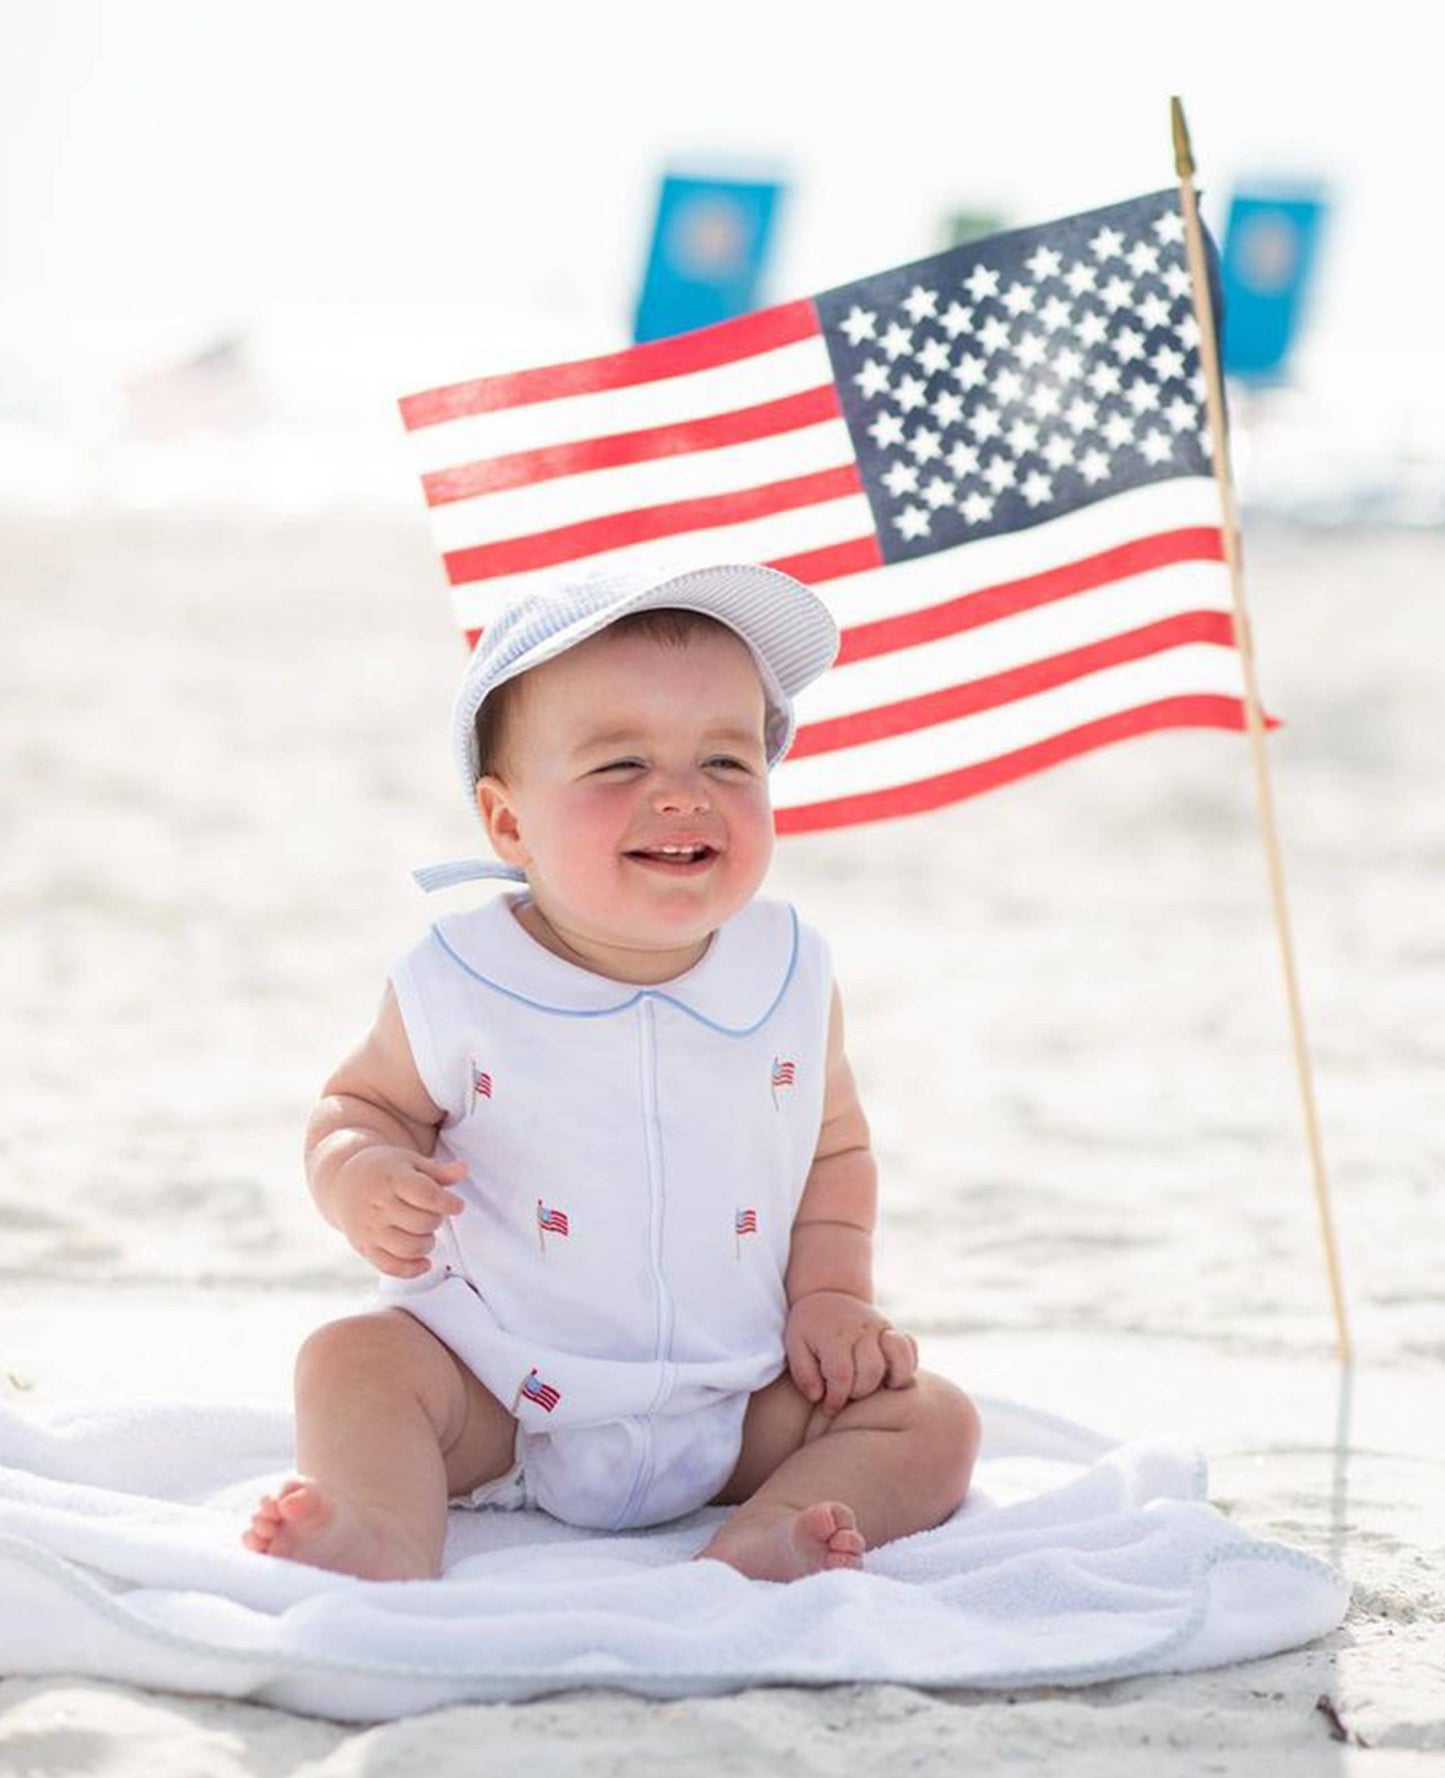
[411, 858, 528, 893]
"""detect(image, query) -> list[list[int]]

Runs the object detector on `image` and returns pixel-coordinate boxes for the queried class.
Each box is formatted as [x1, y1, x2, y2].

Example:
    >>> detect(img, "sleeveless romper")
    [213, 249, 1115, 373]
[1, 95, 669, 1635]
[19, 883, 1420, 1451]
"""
[375, 892, 832, 1531]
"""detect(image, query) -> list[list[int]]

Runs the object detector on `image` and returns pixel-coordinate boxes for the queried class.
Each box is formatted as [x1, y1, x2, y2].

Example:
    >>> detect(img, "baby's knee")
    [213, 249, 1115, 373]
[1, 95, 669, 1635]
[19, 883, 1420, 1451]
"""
[906, 1373, 982, 1501]
[294, 1309, 439, 1398]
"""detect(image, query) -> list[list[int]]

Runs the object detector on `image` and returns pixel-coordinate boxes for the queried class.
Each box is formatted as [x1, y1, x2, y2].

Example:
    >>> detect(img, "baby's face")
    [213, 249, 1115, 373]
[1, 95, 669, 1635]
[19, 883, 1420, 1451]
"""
[477, 622, 775, 980]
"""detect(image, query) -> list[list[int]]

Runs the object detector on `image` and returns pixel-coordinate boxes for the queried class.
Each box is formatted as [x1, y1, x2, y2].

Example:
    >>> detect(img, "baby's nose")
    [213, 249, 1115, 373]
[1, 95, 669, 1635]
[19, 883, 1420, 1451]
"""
[651, 772, 710, 813]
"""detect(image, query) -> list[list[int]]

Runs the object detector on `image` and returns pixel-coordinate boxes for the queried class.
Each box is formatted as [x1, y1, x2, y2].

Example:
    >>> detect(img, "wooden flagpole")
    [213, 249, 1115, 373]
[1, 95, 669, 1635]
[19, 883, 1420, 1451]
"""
[1170, 97, 1352, 1365]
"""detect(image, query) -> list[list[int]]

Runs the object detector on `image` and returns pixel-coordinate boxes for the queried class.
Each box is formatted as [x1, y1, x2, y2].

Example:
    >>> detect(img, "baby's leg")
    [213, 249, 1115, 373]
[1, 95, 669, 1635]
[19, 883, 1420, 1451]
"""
[243, 1309, 516, 1580]
[699, 1370, 979, 1580]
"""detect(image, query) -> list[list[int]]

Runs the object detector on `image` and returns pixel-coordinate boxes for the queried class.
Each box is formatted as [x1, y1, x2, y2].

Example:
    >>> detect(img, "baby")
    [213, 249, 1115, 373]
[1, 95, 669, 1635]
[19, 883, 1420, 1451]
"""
[245, 560, 980, 1583]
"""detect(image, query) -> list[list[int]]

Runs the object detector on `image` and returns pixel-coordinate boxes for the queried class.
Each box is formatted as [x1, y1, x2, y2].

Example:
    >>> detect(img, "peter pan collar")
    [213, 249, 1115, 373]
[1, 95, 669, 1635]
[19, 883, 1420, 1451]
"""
[428, 892, 799, 1036]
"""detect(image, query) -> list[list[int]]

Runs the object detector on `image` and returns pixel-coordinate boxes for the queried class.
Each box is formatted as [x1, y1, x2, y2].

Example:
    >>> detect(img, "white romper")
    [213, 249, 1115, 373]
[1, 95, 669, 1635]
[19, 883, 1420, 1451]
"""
[376, 891, 832, 1531]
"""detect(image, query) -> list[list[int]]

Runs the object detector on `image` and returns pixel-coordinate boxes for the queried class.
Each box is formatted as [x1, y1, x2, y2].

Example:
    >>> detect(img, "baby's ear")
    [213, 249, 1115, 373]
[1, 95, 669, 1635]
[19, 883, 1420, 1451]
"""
[476, 777, 527, 866]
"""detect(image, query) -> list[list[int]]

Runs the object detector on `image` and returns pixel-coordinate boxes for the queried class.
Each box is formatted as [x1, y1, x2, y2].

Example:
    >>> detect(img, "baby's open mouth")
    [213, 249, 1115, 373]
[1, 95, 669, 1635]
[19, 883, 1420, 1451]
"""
[626, 843, 718, 868]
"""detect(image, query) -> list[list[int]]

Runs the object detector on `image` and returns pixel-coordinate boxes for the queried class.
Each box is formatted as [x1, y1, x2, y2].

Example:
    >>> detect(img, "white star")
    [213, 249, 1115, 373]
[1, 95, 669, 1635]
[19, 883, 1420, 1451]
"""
[1053, 346, 1084, 382]
[1041, 432, 1075, 470]
[978, 315, 1012, 355]
[1138, 428, 1173, 465]
[1065, 396, 1098, 434]
[963, 263, 1000, 301]
[907, 426, 942, 463]
[1101, 276, 1135, 313]
[1174, 314, 1202, 351]
[1028, 385, 1062, 421]
[853, 358, 891, 400]
[1077, 311, 1108, 349]
[1164, 397, 1198, 433]
[946, 439, 980, 478]
[1039, 295, 1072, 333]
[1090, 225, 1125, 261]
[1102, 411, 1135, 449]
[894, 504, 931, 541]
[967, 405, 1002, 443]
[1153, 210, 1186, 246]
[1015, 332, 1048, 370]
[881, 459, 920, 497]
[1021, 470, 1054, 507]
[930, 388, 964, 428]
[951, 353, 989, 391]
[880, 321, 915, 362]
[1002, 281, 1036, 317]
[1028, 245, 1063, 280]
[869, 410, 906, 450]
[1078, 447, 1111, 484]
[922, 474, 955, 509]
[1124, 378, 1160, 415]
[1150, 344, 1186, 382]
[1163, 263, 1191, 299]
[941, 301, 975, 338]
[1007, 417, 1039, 454]
[903, 285, 939, 322]
[1087, 363, 1121, 399]
[991, 365, 1024, 404]
[959, 489, 995, 524]
[839, 305, 877, 346]
[1112, 326, 1146, 365]
[1135, 292, 1172, 331]
[982, 454, 1017, 494]
[894, 373, 929, 413]
[1126, 241, 1160, 277]
[915, 335, 952, 377]
[1064, 261, 1098, 297]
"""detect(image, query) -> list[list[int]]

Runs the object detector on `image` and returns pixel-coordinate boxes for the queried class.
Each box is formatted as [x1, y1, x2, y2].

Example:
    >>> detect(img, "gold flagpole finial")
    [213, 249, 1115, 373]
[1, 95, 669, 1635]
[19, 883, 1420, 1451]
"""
[1170, 96, 1194, 181]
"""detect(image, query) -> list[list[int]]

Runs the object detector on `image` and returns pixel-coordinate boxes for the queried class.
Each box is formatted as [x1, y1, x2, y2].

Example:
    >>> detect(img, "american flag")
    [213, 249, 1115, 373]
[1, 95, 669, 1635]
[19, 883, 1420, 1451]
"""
[536, 1200, 570, 1236]
[735, 1207, 758, 1236]
[771, 1057, 797, 1091]
[471, 1065, 493, 1101]
[399, 190, 1253, 833]
[519, 1368, 561, 1412]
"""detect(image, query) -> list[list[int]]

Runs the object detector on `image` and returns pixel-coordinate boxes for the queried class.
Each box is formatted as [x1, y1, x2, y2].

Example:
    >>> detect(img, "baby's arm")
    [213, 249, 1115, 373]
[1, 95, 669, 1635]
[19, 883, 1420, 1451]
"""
[305, 985, 467, 1279]
[783, 986, 919, 1414]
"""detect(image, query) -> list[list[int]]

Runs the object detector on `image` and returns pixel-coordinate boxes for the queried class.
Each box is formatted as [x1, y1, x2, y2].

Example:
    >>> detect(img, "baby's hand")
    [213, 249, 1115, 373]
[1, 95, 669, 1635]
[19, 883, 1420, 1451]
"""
[331, 1146, 468, 1279]
[784, 1290, 919, 1416]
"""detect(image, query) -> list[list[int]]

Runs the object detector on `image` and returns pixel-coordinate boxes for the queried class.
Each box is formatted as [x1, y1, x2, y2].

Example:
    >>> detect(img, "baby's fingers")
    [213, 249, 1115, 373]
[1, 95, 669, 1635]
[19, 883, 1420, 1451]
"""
[785, 1332, 826, 1406]
[395, 1169, 466, 1220]
[881, 1328, 919, 1388]
[818, 1344, 856, 1416]
[849, 1332, 888, 1400]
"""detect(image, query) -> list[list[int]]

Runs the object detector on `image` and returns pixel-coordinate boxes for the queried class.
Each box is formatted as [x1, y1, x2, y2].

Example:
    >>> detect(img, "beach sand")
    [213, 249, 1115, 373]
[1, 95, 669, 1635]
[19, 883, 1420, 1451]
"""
[1, 510, 1441, 1772]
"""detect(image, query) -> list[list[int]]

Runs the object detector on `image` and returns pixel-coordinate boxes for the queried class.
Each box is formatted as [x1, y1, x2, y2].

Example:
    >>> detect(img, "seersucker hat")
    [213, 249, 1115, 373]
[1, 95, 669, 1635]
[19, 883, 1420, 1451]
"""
[413, 561, 839, 893]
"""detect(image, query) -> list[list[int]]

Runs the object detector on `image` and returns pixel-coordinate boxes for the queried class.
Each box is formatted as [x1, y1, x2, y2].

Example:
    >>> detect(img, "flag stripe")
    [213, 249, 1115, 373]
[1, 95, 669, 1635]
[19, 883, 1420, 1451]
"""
[768, 536, 886, 585]
[405, 337, 836, 475]
[834, 527, 1226, 667]
[400, 300, 821, 430]
[792, 611, 1238, 757]
[775, 697, 1252, 833]
[422, 386, 845, 505]
[427, 418, 856, 552]
[443, 465, 866, 584]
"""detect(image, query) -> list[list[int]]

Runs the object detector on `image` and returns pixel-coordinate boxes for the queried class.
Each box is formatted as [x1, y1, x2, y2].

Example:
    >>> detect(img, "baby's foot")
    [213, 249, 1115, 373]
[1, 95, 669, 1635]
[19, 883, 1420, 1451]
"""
[242, 1477, 435, 1581]
[697, 1500, 865, 1581]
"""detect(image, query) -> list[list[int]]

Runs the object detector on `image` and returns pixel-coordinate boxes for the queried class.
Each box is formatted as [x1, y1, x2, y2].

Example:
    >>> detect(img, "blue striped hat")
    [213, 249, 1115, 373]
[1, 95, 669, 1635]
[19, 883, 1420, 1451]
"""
[452, 561, 839, 804]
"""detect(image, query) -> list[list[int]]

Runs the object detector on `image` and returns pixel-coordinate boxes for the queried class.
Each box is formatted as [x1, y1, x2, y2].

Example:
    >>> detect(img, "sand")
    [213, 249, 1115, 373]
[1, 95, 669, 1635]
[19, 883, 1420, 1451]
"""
[1, 509, 1441, 1773]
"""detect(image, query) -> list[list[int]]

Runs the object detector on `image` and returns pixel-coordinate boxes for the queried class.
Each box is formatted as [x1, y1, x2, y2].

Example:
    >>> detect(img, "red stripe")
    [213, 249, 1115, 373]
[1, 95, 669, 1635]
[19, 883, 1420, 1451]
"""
[836, 528, 1225, 665]
[422, 386, 844, 506]
[775, 697, 1265, 834]
[400, 300, 821, 430]
[443, 464, 864, 584]
[766, 535, 885, 585]
[790, 612, 1239, 759]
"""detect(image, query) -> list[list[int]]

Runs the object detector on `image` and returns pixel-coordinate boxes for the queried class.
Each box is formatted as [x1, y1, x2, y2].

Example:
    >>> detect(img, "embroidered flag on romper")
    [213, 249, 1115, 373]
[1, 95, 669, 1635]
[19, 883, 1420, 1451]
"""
[398, 191, 1259, 834]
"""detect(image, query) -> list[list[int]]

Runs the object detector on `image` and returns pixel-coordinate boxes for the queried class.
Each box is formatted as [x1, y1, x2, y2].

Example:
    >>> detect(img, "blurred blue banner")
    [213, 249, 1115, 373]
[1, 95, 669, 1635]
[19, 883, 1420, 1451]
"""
[1220, 190, 1328, 383]
[633, 172, 784, 344]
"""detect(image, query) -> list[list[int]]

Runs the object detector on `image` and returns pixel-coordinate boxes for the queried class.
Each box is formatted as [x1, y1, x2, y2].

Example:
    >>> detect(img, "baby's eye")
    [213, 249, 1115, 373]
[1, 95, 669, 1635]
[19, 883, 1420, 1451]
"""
[705, 756, 752, 773]
[592, 758, 645, 775]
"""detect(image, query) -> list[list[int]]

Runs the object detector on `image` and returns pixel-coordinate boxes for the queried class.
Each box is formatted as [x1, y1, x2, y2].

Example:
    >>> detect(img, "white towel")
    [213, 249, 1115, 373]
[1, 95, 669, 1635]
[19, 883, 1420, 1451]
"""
[0, 1393, 1347, 1722]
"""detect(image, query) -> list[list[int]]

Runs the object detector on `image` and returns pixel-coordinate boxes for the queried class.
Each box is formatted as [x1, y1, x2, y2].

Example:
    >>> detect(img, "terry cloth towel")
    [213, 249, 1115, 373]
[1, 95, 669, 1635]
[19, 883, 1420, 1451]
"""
[0, 1393, 1347, 1723]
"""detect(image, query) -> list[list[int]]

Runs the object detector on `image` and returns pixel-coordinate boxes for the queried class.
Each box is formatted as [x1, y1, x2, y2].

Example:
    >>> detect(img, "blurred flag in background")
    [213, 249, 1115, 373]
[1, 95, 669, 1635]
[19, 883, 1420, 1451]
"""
[1220, 188, 1329, 384]
[633, 170, 785, 343]
[401, 190, 1260, 836]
